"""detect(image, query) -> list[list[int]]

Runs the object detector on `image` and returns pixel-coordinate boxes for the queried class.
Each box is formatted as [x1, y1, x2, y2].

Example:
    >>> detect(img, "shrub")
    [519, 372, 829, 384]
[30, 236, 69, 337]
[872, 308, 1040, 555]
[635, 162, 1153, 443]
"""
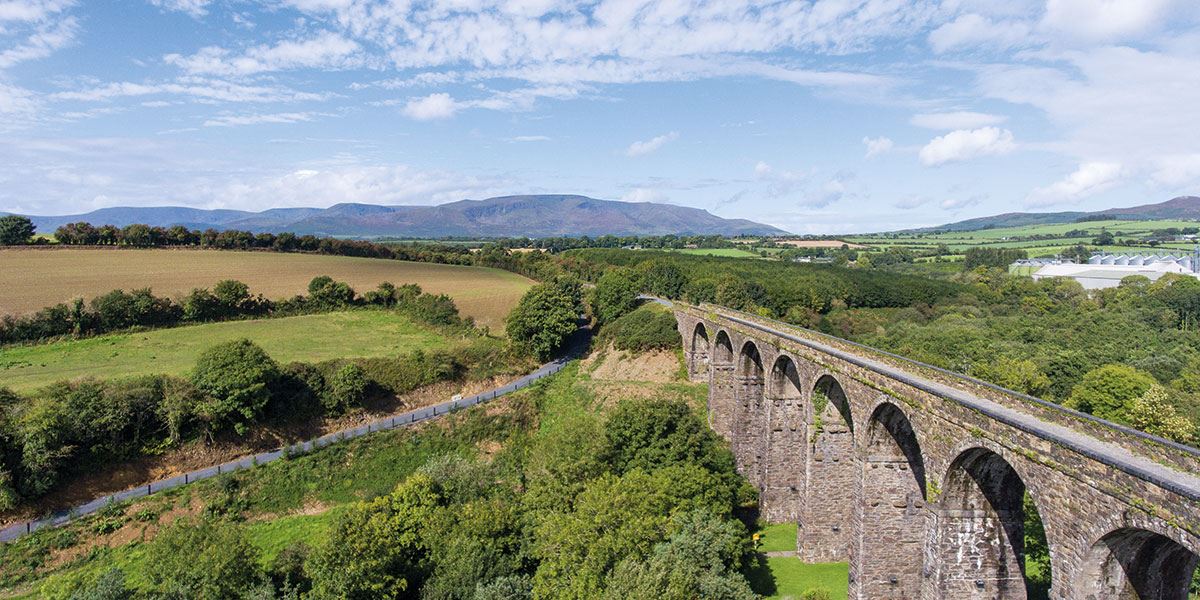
[192, 339, 280, 435]
[325, 363, 370, 414]
[307, 474, 442, 598]
[598, 305, 680, 353]
[144, 518, 263, 598]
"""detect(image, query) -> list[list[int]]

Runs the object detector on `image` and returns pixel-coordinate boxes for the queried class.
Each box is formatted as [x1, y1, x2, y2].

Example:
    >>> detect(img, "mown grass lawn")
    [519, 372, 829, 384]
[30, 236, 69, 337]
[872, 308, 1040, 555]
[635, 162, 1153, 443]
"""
[0, 310, 462, 392]
[756, 559, 849, 600]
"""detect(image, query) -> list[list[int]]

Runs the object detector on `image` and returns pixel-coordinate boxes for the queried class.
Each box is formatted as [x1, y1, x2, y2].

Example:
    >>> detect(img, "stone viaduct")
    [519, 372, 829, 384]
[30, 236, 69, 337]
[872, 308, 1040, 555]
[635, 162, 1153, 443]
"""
[673, 302, 1200, 600]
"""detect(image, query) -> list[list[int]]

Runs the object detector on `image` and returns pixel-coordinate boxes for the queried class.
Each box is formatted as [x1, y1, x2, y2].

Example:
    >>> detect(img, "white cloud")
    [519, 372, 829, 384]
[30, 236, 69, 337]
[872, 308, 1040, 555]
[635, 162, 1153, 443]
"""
[621, 188, 667, 203]
[918, 127, 1015, 166]
[940, 195, 985, 210]
[164, 31, 361, 76]
[51, 78, 331, 103]
[1151, 154, 1200, 188]
[401, 92, 459, 120]
[509, 135, 550, 142]
[1040, 0, 1180, 42]
[1026, 162, 1123, 207]
[0, 14, 76, 68]
[0, 0, 72, 23]
[893, 195, 931, 210]
[928, 13, 1031, 53]
[862, 136, 893, 158]
[212, 164, 511, 209]
[148, 0, 210, 17]
[910, 111, 1006, 130]
[203, 111, 328, 127]
[626, 131, 677, 157]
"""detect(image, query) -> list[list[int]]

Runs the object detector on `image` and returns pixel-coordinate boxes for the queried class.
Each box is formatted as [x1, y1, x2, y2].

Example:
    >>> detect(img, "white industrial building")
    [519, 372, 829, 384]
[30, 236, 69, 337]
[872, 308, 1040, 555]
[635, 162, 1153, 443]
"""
[1029, 252, 1200, 289]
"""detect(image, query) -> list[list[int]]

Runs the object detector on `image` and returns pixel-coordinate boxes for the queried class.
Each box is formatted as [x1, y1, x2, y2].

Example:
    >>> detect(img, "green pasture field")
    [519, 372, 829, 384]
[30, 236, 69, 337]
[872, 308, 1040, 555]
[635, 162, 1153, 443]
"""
[0, 248, 532, 330]
[670, 247, 763, 258]
[0, 310, 459, 393]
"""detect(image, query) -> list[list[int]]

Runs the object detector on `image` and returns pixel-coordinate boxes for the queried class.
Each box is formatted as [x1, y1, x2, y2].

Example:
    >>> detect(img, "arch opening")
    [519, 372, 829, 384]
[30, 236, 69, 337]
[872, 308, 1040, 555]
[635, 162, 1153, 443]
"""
[932, 447, 1047, 599]
[689, 323, 711, 381]
[852, 402, 928, 598]
[759, 355, 806, 523]
[800, 374, 856, 563]
[734, 341, 767, 487]
[1080, 527, 1198, 600]
[707, 330, 737, 441]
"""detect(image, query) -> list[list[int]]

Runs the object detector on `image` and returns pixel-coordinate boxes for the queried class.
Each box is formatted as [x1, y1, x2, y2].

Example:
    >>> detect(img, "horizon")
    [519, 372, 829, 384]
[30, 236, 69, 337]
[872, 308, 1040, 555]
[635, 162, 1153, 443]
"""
[1, 1, 1199, 234]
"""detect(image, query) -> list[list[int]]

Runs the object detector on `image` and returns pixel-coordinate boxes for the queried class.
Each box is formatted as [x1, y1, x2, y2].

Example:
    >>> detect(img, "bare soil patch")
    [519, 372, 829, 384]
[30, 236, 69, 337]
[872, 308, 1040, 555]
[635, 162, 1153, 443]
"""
[582, 345, 681, 383]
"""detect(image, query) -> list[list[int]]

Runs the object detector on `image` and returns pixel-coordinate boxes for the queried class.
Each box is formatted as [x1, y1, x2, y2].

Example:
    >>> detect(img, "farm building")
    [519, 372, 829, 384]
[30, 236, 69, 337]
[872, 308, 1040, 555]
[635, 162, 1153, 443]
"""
[1029, 252, 1200, 289]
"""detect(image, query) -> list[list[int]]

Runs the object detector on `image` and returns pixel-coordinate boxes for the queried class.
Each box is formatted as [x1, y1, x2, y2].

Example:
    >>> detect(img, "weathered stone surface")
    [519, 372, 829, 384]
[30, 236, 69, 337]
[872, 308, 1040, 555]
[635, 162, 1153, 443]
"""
[674, 303, 1200, 600]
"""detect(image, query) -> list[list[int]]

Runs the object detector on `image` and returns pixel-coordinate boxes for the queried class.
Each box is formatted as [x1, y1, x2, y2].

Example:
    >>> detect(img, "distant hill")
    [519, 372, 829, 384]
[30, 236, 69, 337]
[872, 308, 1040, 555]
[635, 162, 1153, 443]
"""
[911, 196, 1200, 232]
[14, 195, 788, 238]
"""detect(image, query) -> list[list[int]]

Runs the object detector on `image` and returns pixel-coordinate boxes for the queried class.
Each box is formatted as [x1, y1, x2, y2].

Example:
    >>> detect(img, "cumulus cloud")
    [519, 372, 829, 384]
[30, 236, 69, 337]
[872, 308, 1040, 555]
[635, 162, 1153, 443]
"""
[625, 132, 678, 157]
[1026, 162, 1123, 207]
[918, 127, 1015, 166]
[862, 136, 893, 158]
[401, 93, 459, 120]
[910, 111, 1006, 130]
[164, 31, 361, 76]
[0, 0, 72, 23]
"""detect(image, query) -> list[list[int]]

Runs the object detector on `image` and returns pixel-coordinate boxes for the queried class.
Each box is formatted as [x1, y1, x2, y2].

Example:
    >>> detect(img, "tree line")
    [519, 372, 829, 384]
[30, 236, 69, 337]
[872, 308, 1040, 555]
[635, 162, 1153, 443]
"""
[0, 273, 466, 346]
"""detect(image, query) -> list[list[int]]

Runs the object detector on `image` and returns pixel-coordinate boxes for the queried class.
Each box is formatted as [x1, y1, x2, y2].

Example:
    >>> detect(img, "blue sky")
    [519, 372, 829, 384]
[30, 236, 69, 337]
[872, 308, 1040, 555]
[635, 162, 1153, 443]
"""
[1, 0, 1199, 233]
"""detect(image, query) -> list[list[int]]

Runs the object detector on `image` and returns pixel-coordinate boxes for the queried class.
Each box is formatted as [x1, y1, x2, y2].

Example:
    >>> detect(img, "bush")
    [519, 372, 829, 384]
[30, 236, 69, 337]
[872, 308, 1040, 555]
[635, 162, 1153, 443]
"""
[599, 305, 680, 352]
[307, 474, 442, 598]
[1066, 364, 1156, 423]
[192, 339, 280, 435]
[325, 363, 370, 414]
[144, 518, 264, 599]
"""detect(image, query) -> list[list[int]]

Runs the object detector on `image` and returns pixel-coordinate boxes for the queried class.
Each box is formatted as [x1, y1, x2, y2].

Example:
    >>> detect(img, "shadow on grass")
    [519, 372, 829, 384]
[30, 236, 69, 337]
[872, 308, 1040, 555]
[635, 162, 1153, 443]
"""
[743, 553, 778, 597]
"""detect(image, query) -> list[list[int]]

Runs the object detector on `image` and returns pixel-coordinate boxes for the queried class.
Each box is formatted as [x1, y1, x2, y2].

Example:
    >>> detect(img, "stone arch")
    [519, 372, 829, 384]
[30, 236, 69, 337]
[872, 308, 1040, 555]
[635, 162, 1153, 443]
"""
[851, 400, 928, 598]
[734, 340, 767, 487]
[1077, 527, 1198, 600]
[707, 330, 737, 440]
[688, 322, 710, 380]
[760, 354, 807, 522]
[929, 445, 1046, 599]
[800, 373, 857, 562]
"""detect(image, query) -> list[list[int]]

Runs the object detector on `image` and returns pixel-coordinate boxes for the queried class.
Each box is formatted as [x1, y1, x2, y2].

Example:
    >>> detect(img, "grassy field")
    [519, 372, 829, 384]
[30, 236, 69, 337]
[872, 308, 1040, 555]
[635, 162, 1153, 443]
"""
[669, 247, 764, 258]
[0, 310, 460, 392]
[756, 560, 849, 600]
[0, 248, 532, 330]
[838, 219, 1200, 267]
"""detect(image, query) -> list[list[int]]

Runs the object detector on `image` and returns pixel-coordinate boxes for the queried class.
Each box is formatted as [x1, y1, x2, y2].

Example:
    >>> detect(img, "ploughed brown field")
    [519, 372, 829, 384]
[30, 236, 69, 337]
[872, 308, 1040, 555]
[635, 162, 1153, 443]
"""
[0, 247, 533, 330]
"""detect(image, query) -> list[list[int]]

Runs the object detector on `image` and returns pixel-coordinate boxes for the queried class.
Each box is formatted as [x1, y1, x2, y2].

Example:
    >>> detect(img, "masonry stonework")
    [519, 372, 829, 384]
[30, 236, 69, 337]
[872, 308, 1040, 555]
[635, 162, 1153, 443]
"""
[674, 304, 1200, 600]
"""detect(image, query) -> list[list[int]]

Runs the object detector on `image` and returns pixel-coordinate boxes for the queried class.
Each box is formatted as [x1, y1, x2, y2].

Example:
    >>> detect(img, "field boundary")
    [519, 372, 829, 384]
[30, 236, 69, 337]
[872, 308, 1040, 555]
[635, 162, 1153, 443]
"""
[0, 350, 573, 544]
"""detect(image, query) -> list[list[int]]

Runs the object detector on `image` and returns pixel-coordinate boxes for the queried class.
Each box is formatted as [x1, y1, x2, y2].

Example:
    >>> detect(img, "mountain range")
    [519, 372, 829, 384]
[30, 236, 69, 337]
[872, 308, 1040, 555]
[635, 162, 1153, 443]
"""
[913, 196, 1200, 232]
[12, 195, 788, 238]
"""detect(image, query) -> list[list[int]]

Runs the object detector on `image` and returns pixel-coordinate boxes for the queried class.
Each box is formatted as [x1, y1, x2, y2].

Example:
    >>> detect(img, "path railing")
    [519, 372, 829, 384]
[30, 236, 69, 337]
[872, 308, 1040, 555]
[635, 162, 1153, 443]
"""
[0, 353, 572, 544]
